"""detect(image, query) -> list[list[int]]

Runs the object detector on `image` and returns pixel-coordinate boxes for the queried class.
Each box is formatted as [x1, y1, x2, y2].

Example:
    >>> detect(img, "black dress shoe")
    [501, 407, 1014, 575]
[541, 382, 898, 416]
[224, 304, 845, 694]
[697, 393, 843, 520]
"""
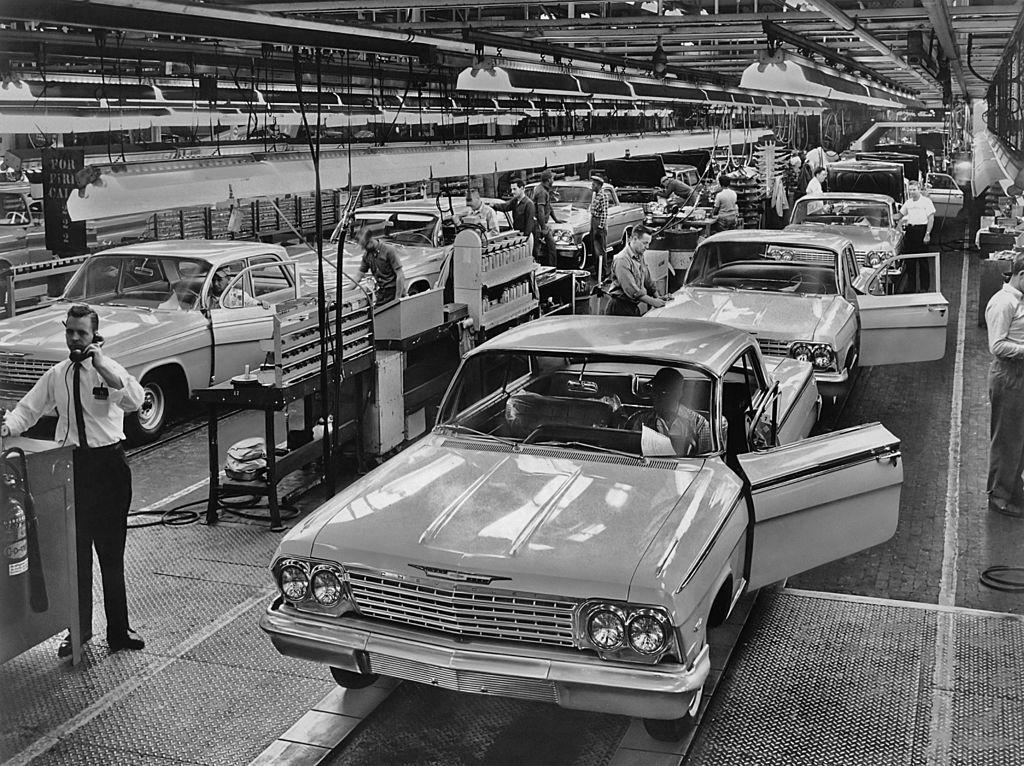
[57, 633, 91, 659]
[989, 500, 1024, 518]
[108, 630, 145, 653]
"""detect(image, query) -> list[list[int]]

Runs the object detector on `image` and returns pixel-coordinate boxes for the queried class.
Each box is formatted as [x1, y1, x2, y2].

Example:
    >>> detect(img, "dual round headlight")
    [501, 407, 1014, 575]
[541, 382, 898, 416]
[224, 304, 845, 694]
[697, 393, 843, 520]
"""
[586, 607, 669, 655]
[790, 342, 813, 363]
[552, 229, 575, 245]
[278, 563, 344, 606]
[866, 250, 891, 267]
[790, 343, 835, 371]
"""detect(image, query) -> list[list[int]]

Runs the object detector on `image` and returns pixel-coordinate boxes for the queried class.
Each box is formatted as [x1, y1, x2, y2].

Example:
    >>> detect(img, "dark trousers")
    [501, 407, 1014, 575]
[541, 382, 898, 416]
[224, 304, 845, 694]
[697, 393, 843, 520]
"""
[590, 223, 607, 273]
[604, 295, 641, 317]
[533, 226, 557, 267]
[73, 444, 133, 641]
[711, 216, 739, 234]
[903, 224, 931, 292]
[988, 358, 1024, 507]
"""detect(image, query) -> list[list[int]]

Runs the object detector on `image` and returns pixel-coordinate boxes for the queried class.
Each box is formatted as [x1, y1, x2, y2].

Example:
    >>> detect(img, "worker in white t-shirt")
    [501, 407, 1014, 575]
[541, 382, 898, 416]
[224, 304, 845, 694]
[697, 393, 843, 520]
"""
[896, 181, 936, 291]
[805, 167, 827, 197]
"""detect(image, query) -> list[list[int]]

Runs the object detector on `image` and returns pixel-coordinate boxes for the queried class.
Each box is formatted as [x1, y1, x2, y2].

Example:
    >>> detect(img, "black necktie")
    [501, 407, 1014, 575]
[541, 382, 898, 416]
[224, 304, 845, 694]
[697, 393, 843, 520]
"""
[72, 361, 89, 448]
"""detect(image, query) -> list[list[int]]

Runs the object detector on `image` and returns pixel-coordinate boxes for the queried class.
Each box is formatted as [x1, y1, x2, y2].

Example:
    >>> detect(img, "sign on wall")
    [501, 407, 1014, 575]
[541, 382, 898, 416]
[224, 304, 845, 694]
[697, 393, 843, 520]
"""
[41, 148, 87, 256]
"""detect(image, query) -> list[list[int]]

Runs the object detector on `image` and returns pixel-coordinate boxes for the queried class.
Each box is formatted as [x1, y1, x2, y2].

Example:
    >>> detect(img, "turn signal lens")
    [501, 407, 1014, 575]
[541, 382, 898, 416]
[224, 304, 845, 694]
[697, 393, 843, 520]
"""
[311, 569, 343, 606]
[627, 612, 668, 655]
[279, 565, 309, 601]
[588, 610, 625, 650]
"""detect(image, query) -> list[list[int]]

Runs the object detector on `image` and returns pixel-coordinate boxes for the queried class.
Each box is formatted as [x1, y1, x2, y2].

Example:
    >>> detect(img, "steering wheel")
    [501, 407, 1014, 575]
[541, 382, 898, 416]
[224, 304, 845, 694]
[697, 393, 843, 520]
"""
[785, 275, 804, 292]
[4, 211, 27, 224]
[455, 221, 489, 240]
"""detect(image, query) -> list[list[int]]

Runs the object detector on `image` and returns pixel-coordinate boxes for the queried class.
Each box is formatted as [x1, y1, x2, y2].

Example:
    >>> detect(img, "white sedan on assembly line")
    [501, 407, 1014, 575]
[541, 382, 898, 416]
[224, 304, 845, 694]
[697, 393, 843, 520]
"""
[260, 316, 903, 742]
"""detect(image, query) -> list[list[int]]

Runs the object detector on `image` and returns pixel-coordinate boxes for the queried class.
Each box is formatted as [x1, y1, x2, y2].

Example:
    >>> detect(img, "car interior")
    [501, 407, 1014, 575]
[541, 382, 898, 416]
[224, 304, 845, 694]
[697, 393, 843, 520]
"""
[65, 255, 211, 308]
[437, 354, 775, 458]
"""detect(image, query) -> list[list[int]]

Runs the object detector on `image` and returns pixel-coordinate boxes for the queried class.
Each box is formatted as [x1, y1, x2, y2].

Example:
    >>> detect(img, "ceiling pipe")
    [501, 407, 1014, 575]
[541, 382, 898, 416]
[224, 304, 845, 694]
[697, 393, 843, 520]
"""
[920, 0, 970, 99]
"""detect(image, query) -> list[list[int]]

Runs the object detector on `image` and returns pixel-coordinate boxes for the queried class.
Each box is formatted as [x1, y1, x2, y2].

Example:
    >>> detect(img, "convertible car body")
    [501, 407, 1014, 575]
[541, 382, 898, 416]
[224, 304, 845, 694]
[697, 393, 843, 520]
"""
[647, 230, 949, 397]
[260, 316, 903, 740]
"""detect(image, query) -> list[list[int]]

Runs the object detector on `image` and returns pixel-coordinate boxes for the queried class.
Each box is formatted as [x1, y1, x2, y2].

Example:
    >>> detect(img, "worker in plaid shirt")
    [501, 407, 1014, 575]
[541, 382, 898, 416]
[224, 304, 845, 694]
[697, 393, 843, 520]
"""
[589, 174, 609, 275]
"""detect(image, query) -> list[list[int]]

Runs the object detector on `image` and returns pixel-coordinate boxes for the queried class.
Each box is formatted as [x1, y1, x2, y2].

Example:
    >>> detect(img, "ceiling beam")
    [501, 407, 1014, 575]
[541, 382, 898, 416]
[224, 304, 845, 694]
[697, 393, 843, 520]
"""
[920, 0, 969, 99]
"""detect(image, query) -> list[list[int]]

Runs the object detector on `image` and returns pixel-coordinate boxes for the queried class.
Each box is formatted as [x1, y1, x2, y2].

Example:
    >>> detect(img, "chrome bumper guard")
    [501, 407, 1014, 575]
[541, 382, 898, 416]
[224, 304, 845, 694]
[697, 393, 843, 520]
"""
[260, 598, 709, 719]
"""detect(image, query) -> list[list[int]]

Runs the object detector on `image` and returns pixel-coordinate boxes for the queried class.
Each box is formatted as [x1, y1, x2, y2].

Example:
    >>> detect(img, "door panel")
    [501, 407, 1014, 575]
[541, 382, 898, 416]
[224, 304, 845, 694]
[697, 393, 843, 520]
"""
[855, 253, 948, 366]
[740, 423, 902, 589]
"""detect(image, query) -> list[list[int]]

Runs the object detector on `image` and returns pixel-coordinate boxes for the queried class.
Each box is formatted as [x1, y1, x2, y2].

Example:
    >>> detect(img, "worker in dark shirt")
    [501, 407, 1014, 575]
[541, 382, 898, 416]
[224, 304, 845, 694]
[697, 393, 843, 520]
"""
[531, 170, 562, 266]
[659, 174, 694, 208]
[492, 179, 536, 238]
[351, 228, 405, 307]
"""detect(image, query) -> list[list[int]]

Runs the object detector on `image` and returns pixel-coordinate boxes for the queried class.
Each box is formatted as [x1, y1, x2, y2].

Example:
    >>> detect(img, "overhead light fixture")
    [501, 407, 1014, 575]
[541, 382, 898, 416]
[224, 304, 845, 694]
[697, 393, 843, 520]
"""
[652, 38, 668, 79]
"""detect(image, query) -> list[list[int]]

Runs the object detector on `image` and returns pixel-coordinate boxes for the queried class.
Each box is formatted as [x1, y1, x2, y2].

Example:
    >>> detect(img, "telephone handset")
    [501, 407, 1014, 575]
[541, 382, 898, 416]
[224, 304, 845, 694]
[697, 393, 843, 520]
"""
[69, 333, 104, 363]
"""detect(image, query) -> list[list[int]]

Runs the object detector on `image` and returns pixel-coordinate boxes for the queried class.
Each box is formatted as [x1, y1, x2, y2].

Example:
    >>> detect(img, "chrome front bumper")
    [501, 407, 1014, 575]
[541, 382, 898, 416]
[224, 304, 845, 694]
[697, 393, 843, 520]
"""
[260, 598, 709, 719]
[814, 368, 850, 398]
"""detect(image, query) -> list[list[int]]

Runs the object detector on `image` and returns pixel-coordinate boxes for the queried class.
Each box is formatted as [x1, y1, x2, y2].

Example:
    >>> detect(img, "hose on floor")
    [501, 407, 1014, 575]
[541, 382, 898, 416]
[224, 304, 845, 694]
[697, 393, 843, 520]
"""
[127, 494, 299, 529]
[980, 566, 1024, 593]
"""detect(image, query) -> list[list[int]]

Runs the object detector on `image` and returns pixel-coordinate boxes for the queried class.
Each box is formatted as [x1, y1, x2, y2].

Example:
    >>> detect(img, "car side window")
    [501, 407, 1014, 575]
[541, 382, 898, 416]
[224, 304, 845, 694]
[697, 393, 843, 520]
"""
[722, 349, 767, 455]
[249, 255, 294, 299]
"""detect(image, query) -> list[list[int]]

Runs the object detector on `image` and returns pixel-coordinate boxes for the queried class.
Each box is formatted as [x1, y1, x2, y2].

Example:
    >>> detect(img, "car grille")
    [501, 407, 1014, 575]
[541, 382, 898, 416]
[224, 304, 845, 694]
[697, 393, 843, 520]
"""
[368, 653, 559, 703]
[347, 569, 578, 648]
[0, 355, 57, 389]
[757, 338, 790, 357]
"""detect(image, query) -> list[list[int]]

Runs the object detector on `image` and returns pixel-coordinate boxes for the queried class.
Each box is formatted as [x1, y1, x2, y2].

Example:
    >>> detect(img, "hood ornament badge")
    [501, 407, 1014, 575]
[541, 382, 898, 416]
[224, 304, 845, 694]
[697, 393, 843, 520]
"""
[409, 564, 511, 585]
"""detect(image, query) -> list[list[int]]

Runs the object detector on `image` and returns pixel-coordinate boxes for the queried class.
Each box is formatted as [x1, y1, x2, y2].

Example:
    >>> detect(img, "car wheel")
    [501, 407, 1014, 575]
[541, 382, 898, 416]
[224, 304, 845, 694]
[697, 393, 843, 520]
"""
[124, 374, 169, 445]
[576, 239, 591, 271]
[329, 667, 380, 689]
[642, 684, 703, 742]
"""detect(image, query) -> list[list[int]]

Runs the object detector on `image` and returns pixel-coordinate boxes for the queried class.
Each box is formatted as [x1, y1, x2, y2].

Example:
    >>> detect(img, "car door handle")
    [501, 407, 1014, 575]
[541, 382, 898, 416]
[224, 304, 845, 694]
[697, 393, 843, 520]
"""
[927, 304, 946, 314]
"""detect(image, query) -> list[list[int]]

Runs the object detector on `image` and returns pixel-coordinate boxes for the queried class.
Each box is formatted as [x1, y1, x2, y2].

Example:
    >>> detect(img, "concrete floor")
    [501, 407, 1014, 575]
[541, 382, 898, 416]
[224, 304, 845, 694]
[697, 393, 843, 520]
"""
[3, 211, 1024, 765]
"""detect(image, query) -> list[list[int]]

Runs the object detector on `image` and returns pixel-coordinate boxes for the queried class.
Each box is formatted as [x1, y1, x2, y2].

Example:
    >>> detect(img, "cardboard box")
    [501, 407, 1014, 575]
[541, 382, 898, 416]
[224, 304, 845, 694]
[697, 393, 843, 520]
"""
[373, 287, 444, 340]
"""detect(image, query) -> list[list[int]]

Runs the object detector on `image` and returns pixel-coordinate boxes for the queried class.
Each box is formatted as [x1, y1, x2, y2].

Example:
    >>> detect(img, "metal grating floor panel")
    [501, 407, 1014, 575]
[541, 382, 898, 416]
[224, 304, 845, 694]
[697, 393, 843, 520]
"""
[323, 679, 627, 766]
[686, 590, 936, 766]
[69, 656, 333, 766]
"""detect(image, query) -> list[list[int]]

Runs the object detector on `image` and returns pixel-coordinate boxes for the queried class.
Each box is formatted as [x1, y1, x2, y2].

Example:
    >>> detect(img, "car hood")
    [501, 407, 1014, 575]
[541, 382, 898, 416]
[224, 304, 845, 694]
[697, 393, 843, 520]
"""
[549, 206, 590, 232]
[784, 223, 897, 252]
[282, 433, 703, 600]
[649, 287, 839, 340]
[0, 301, 194, 358]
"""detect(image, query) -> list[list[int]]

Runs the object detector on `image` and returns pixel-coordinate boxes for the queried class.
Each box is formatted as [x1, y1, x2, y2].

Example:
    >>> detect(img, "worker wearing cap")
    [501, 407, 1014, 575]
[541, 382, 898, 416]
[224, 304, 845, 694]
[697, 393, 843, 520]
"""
[589, 174, 609, 274]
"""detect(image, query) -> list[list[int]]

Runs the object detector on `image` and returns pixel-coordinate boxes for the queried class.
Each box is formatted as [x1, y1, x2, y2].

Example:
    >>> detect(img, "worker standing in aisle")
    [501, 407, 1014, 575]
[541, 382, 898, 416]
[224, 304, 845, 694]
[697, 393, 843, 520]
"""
[352, 227, 406, 306]
[897, 181, 936, 291]
[604, 225, 666, 316]
[984, 252, 1024, 518]
[589, 174, 609, 276]
[1, 304, 146, 659]
[493, 179, 536, 239]
[531, 170, 562, 266]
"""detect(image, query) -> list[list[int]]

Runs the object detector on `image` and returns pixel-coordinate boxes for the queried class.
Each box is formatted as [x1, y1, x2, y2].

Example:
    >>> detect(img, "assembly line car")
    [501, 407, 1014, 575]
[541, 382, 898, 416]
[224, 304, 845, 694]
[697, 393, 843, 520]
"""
[330, 196, 511, 297]
[260, 316, 904, 742]
[785, 192, 904, 269]
[0, 240, 310, 443]
[527, 180, 645, 270]
[646, 230, 948, 398]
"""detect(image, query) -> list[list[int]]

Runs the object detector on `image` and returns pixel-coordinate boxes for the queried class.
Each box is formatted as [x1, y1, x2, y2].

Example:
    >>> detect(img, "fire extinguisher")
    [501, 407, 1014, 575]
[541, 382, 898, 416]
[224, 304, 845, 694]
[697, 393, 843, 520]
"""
[1, 448, 47, 617]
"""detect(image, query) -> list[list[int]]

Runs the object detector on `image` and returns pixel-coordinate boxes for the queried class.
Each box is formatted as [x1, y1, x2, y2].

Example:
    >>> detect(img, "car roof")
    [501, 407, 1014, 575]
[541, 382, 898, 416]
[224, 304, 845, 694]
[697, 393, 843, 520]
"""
[828, 160, 905, 171]
[94, 239, 288, 264]
[797, 192, 896, 204]
[355, 198, 500, 214]
[701, 228, 852, 252]
[470, 316, 753, 377]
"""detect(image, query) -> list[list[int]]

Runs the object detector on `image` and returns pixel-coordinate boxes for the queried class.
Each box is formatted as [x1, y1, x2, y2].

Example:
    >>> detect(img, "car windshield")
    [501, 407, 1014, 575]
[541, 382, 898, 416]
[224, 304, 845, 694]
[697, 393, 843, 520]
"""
[438, 350, 718, 458]
[349, 211, 438, 246]
[0, 192, 30, 226]
[791, 199, 891, 227]
[551, 186, 593, 206]
[686, 241, 839, 295]
[64, 255, 212, 309]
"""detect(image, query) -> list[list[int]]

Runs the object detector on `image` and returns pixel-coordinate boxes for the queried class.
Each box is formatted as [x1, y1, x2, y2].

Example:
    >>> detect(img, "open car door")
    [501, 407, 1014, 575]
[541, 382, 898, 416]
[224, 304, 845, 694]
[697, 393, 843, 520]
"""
[739, 423, 902, 589]
[854, 252, 948, 366]
[926, 173, 964, 219]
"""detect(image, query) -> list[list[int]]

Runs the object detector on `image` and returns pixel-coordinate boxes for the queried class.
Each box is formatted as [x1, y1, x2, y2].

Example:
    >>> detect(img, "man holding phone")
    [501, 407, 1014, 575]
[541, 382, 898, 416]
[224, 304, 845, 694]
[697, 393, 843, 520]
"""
[1, 304, 146, 658]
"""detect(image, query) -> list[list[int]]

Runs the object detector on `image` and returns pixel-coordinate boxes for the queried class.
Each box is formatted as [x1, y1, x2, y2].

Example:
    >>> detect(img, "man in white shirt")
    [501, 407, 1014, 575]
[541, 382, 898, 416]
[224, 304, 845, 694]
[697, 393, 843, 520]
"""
[2, 304, 147, 658]
[454, 187, 500, 235]
[805, 167, 827, 197]
[984, 253, 1024, 517]
[897, 181, 936, 291]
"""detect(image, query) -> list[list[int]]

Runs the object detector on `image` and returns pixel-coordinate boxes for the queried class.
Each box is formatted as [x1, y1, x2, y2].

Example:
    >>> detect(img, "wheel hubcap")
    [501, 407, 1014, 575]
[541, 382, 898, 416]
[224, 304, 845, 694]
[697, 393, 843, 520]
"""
[138, 385, 164, 431]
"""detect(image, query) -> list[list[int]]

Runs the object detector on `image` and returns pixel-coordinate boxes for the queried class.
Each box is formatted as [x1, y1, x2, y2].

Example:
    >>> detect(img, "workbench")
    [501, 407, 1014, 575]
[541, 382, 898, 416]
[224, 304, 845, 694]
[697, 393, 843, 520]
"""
[192, 352, 373, 531]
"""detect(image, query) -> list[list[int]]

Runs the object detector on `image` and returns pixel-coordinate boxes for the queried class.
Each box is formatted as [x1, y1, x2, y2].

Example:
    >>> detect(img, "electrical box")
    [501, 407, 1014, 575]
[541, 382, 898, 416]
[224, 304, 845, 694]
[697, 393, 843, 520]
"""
[364, 349, 405, 455]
